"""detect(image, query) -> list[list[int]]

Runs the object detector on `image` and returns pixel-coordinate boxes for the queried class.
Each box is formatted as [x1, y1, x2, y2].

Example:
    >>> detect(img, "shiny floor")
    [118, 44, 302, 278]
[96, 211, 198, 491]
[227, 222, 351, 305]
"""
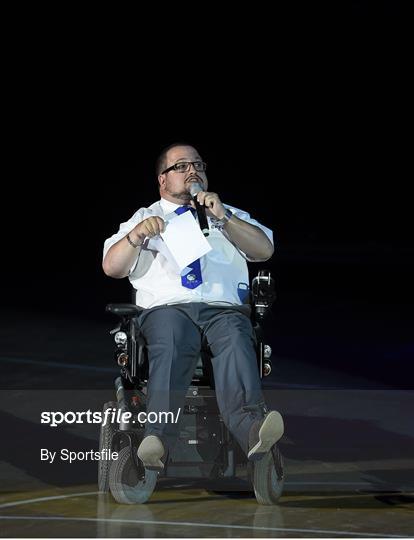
[0, 312, 413, 537]
[1, 484, 413, 538]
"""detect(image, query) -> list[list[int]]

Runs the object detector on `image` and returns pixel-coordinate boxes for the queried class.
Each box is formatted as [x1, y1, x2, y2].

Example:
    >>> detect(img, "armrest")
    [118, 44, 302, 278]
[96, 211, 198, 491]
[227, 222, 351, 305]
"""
[106, 303, 142, 317]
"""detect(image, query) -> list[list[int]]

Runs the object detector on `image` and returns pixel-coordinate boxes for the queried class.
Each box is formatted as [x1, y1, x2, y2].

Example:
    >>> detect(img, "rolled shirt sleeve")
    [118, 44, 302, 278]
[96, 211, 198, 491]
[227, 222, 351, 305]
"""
[103, 208, 148, 274]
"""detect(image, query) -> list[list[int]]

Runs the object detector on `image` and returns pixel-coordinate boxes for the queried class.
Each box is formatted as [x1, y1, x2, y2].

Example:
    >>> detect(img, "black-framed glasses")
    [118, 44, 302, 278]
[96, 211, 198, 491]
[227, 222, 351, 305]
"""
[161, 161, 207, 174]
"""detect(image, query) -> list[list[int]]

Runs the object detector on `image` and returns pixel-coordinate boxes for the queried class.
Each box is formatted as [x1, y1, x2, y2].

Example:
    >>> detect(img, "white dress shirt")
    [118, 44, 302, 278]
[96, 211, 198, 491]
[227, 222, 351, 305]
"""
[103, 198, 274, 309]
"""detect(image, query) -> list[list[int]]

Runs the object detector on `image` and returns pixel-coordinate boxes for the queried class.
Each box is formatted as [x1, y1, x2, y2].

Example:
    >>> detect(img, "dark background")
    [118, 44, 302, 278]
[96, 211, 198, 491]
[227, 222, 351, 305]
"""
[1, 1, 412, 387]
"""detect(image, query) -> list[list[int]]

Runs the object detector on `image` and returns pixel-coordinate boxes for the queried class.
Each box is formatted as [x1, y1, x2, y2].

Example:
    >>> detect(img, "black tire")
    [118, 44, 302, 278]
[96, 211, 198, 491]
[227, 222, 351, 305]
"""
[252, 446, 284, 505]
[109, 445, 158, 504]
[98, 401, 118, 492]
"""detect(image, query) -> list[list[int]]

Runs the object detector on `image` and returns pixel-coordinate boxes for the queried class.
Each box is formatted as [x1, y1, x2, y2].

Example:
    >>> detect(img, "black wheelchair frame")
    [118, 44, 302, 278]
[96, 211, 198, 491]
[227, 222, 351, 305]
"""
[98, 270, 284, 505]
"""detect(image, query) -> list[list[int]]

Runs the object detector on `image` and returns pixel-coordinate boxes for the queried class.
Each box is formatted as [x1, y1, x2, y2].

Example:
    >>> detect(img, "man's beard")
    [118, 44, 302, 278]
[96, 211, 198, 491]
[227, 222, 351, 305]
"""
[166, 186, 191, 202]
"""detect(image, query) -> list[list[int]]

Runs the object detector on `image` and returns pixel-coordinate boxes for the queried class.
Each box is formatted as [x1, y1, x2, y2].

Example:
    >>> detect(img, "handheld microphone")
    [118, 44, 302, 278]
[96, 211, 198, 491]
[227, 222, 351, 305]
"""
[189, 182, 209, 236]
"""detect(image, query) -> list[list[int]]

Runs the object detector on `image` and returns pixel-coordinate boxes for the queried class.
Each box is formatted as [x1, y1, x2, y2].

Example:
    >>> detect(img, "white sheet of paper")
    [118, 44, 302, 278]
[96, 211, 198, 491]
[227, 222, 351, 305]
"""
[146, 235, 182, 274]
[160, 211, 212, 271]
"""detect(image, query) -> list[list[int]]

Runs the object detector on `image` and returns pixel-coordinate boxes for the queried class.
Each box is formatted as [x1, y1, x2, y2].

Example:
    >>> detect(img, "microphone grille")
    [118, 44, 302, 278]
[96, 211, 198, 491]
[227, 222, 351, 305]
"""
[189, 183, 203, 197]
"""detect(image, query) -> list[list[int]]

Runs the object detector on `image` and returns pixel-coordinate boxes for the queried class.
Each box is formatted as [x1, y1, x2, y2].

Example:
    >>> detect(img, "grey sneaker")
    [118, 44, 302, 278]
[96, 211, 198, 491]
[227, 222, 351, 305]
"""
[247, 410, 284, 461]
[137, 435, 165, 471]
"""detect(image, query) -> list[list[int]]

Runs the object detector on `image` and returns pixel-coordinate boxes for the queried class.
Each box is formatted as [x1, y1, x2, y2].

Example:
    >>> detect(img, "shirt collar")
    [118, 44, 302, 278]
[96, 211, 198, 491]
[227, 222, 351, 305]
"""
[160, 198, 185, 213]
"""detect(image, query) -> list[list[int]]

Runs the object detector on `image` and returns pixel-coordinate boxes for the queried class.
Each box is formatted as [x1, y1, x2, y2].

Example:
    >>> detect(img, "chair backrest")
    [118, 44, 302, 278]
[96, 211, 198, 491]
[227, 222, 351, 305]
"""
[129, 269, 275, 319]
[251, 269, 276, 321]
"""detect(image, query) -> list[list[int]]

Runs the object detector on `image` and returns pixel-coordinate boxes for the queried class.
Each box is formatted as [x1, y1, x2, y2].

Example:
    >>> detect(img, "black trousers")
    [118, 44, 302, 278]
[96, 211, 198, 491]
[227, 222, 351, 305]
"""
[137, 302, 266, 455]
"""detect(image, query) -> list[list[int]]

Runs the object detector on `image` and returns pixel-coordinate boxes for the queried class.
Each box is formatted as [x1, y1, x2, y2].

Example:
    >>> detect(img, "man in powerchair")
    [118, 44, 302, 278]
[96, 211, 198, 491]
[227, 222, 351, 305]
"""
[102, 142, 284, 472]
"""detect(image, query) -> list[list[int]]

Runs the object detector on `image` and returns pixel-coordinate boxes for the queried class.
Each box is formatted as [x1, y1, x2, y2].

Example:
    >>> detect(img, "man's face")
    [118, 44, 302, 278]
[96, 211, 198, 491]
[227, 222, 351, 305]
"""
[158, 145, 208, 203]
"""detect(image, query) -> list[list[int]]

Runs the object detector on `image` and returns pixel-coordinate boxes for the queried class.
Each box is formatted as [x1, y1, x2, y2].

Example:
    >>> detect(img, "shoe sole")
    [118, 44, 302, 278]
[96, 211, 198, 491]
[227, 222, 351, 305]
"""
[137, 435, 165, 471]
[247, 411, 284, 461]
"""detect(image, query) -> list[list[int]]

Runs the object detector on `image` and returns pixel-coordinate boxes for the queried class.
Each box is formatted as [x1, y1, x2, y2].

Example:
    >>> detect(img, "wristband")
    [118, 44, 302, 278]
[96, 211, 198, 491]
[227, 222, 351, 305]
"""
[126, 233, 142, 248]
[216, 208, 233, 227]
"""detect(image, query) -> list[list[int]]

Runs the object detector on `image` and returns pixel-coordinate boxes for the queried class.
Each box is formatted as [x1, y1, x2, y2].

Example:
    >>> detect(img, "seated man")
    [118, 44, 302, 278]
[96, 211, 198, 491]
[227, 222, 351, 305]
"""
[102, 142, 284, 470]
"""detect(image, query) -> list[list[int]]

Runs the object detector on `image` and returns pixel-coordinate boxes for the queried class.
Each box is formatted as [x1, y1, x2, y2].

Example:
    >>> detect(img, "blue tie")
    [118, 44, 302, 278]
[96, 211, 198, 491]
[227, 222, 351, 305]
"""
[175, 206, 203, 289]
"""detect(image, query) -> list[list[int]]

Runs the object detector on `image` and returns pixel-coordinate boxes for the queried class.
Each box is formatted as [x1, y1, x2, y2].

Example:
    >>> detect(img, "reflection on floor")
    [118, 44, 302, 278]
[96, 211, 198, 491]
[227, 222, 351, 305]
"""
[0, 485, 413, 538]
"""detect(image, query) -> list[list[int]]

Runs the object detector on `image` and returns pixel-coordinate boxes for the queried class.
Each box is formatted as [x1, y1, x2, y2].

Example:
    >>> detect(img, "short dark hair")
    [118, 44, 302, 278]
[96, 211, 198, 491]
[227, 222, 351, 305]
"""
[155, 141, 194, 176]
